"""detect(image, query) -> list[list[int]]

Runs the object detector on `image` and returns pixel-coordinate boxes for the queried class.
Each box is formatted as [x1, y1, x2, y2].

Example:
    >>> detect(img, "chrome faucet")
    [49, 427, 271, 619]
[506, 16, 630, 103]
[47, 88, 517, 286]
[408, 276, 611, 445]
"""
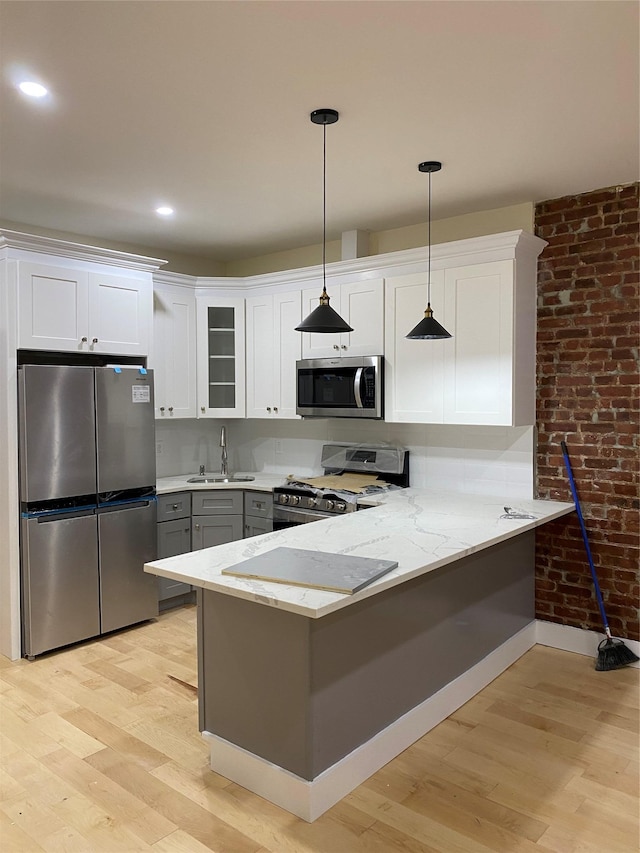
[220, 425, 228, 476]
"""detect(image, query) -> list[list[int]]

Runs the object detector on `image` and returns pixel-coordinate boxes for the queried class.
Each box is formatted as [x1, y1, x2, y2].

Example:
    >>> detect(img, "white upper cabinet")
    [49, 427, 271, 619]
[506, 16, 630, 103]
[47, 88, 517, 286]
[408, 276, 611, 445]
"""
[152, 283, 197, 419]
[246, 290, 301, 419]
[18, 261, 153, 356]
[442, 261, 520, 425]
[385, 233, 542, 426]
[384, 271, 446, 422]
[196, 294, 245, 418]
[301, 278, 384, 359]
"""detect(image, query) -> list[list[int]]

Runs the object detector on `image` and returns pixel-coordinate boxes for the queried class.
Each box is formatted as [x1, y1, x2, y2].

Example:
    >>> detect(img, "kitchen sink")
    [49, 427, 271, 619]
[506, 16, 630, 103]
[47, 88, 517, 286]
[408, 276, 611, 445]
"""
[186, 475, 255, 484]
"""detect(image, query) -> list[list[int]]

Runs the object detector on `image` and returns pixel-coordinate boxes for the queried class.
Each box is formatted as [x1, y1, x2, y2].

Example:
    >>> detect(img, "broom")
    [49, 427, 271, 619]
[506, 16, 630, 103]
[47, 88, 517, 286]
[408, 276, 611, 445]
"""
[560, 440, 639, 671]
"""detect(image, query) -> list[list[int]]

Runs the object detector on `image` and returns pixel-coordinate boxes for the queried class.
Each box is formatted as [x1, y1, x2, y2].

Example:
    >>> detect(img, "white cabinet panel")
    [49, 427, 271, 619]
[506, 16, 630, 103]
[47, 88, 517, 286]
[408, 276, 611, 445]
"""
[18, 261, 151, 356]
[246, 291, 301, 419]
[153, 284, 197, 419]
[384, 271, 446, 422]
[385, 258, 535, 426]
[18, 263, 89, 351]
[88, 272, 151, 356]
[443, 262, 514, 424]
[301, 279, 384, 359]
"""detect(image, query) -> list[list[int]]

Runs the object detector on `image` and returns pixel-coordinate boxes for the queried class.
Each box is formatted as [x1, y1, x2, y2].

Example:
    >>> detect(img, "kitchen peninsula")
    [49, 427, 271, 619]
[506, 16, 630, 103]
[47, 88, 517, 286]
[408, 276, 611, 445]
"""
[146, 486, 573, 820]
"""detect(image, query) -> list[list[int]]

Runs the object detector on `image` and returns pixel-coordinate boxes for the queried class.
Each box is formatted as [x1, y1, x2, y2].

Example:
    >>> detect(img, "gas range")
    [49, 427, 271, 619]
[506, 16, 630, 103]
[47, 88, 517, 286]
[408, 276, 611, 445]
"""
[272, 444, 409, 529]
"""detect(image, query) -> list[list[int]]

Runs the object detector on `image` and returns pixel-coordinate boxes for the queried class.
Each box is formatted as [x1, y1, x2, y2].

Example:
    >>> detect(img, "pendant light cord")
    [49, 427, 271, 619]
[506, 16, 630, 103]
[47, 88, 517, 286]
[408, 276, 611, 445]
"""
[427, 169, 432, 307]
[322, 121, 327, 295]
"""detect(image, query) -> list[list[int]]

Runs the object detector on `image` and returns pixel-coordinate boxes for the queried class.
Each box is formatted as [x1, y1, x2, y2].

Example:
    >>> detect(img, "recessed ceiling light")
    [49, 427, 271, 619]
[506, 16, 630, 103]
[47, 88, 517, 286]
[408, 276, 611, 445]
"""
[155, 206, 174, 216]
[18, 81, 48, 98]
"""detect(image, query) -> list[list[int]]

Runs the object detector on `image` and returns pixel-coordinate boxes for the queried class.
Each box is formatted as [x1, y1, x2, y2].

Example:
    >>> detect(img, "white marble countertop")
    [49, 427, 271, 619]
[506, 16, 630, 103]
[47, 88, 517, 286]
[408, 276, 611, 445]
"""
[157, 472, 284, 494]
[146, 487, 574, 619]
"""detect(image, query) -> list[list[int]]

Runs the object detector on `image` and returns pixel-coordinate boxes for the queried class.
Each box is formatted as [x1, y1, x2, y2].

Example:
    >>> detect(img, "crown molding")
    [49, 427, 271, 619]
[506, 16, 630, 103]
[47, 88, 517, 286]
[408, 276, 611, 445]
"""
[221, 230, 547, 291]
[0, 229, 167, 272]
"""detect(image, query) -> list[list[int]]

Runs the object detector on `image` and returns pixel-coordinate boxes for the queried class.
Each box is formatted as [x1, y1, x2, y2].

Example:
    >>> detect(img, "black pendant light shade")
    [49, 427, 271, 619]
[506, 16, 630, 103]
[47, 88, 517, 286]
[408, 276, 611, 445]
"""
[296, 109, 353, 334]
[295, 286, 354, 333]
[406, 160, 452, 340]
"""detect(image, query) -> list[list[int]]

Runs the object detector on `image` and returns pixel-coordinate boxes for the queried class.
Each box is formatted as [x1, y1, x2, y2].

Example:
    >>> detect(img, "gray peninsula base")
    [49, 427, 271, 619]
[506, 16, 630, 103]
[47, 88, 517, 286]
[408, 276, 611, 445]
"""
[197, 531, 535, 815]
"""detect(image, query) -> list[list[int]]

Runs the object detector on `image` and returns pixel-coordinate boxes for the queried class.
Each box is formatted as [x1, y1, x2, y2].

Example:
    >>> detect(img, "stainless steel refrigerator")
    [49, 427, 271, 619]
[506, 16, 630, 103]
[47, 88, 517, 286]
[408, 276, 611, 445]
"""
[18, 364, 158, 658]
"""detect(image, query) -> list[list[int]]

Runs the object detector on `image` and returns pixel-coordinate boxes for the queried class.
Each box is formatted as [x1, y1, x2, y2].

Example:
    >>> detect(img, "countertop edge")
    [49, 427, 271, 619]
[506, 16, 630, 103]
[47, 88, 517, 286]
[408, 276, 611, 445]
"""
[146, 488, 575, 619]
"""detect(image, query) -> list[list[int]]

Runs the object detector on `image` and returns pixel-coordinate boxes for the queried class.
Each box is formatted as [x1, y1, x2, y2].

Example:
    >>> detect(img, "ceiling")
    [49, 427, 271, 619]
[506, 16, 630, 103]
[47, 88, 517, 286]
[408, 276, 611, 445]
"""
[1, 1, 638, 266]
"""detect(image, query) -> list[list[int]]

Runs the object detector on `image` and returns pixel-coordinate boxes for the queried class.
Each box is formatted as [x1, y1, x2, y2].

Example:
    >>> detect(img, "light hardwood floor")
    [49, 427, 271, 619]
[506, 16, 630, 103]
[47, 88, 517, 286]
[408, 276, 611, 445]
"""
[1, 605, 638, 852]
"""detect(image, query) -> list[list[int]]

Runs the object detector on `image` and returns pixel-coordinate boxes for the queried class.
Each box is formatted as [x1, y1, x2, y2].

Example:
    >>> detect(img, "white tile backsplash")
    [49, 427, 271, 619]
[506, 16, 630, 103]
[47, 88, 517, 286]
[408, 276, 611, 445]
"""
[156, 417, 535, 499]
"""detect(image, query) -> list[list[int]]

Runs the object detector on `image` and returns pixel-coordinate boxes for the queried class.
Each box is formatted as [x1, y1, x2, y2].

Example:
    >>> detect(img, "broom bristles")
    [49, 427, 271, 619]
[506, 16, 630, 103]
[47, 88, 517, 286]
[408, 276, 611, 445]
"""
[595, 637, 640, 672]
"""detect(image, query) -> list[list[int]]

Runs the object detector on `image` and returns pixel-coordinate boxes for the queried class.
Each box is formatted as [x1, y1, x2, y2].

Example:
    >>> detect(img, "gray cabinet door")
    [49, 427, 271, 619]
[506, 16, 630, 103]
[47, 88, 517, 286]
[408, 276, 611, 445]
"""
[192, 515, 243, 550]
[157, 517, 192, 600]
[244, 517, 273, 538]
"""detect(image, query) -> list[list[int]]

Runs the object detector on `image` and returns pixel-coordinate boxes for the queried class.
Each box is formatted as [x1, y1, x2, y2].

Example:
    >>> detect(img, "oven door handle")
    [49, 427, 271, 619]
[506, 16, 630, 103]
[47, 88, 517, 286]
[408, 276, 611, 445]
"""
[354, 367, 364, 408]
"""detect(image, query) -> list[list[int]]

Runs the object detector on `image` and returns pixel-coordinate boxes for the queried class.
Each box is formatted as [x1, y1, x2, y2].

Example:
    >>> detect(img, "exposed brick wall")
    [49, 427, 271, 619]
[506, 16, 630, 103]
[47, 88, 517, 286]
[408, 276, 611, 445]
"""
[534, 183, 639, 641]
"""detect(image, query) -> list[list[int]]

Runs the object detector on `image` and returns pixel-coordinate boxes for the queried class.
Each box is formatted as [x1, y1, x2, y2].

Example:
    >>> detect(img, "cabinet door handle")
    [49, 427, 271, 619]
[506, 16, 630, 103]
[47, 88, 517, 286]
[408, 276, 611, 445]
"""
[168, 406, 173, 412]
[333, 344, 340, 350]
[201, 406, 205, 413]
[81, 336, 88, 343]
[92, 338, 99, 344]
[194, 523, 200, 530]
[160, 406, 165, 412]
[341, 344, 347, 350]
[172, 504, 178, 510]
[266, 406, 271, 412]
[273, 407, 278, 413]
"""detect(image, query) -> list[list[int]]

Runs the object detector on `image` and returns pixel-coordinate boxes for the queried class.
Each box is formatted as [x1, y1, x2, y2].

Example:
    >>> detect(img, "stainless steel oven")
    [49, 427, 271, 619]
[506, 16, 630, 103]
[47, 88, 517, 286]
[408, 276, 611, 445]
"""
[272, 443, 409, 530]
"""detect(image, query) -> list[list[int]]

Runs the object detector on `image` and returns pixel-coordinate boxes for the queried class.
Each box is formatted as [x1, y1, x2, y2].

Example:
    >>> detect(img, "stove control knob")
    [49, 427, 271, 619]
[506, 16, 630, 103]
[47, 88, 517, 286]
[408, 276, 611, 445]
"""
[335, 502, 347, 513]
[307, 497, 317, 508]
[290, 495, 300, 506]
[325, 499, 334, 511]
[279, 494, 289, 504]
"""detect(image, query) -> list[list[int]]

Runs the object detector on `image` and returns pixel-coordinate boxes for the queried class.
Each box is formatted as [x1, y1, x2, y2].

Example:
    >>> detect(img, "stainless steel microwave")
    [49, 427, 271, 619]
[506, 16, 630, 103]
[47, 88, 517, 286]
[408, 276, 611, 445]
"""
[296, 355, 384, 419]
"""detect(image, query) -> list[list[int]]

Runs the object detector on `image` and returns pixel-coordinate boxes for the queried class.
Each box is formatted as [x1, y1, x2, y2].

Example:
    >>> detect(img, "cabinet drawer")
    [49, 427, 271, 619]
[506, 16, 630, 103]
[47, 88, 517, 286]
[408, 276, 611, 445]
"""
[157, 492, 191, 521]
[191, 490, 243, 515]
[243, 491, 273, 519]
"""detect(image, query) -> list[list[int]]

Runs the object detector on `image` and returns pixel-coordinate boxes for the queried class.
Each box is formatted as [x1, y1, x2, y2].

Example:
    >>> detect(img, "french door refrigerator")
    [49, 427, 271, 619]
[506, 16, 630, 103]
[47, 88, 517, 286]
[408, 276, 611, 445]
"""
[18, 364, 158, 658]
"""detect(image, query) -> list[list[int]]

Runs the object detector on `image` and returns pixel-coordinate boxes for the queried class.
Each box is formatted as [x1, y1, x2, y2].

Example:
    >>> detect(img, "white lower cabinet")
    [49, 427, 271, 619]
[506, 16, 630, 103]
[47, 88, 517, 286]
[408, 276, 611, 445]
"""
[18, 261, 153, 356]
[301, 278, 384, 359]
[246, 291, 301, 418]
[196, 295, 245, 418]
[385, 257, 537, 426]
[152, 283, 197, 419]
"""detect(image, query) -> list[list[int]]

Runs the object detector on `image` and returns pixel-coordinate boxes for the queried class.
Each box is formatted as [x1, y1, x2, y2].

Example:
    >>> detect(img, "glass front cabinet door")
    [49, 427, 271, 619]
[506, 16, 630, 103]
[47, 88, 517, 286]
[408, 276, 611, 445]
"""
[196, 295, 246, 418]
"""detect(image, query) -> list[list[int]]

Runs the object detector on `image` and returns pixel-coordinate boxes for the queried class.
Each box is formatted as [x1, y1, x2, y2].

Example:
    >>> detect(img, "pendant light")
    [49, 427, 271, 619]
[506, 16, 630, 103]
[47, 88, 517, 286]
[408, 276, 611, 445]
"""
[406, 161, 452, 340]
[295, 108, 353, 334]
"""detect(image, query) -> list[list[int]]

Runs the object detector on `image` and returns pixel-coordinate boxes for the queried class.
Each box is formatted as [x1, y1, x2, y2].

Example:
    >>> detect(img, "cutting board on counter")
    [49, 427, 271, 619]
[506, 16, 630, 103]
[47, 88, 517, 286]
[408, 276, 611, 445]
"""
[221, 547, 398, 594]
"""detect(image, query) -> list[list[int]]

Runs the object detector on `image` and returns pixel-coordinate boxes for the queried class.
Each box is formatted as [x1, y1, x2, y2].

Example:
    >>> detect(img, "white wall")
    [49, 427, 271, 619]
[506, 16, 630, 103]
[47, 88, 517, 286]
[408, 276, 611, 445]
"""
[156, 418, 535, 500]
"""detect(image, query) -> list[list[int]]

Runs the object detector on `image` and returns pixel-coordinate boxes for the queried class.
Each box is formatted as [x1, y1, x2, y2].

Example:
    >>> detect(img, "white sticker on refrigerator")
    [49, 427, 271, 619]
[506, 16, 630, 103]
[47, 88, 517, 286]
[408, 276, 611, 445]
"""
[132, 385, 150, 403]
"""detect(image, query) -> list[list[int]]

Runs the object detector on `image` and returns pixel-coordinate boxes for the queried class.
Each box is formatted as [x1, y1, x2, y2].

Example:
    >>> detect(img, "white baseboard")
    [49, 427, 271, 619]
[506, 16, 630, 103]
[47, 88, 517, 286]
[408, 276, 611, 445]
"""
[204, 621, 538, 822]
[535, 620, 640, 668]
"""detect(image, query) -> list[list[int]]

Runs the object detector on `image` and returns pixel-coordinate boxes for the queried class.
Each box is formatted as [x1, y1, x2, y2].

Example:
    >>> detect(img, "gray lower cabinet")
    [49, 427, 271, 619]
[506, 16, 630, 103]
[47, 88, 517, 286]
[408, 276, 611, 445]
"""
[192, 490, 243, 550]
[244, 491, 273, 538]
[157, 492, 193, 604]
